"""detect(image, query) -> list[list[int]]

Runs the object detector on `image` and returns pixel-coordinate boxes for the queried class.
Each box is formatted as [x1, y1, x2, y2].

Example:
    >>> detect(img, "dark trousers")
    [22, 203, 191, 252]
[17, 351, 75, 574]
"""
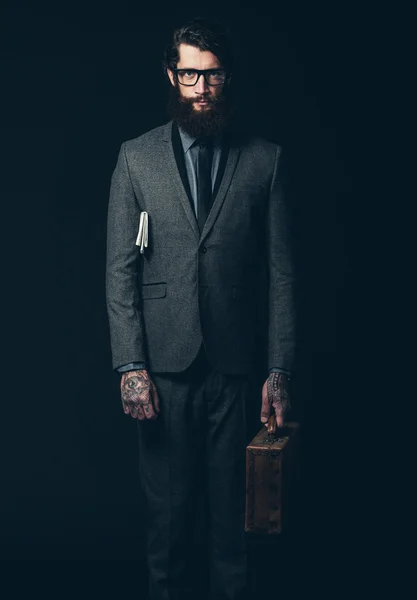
[137, 344, 251, 600]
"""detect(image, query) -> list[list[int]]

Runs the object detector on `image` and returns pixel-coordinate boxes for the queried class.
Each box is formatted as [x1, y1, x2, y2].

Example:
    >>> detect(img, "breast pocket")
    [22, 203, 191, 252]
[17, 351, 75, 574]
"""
[141, 282, 167, 300]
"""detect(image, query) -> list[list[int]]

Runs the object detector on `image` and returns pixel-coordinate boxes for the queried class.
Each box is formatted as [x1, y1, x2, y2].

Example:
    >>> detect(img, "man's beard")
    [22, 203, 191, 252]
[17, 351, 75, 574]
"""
[167, 84, 235, 139]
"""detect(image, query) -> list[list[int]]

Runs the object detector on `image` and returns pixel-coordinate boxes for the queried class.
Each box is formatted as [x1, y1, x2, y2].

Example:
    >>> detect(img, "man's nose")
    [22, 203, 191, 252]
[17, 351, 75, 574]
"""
[194, 73, 209, 94]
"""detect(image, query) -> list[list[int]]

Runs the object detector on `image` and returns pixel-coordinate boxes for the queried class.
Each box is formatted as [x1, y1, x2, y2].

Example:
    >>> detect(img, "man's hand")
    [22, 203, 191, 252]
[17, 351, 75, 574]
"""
[120, 370, 160, 421]
[260, 372, 291, 428]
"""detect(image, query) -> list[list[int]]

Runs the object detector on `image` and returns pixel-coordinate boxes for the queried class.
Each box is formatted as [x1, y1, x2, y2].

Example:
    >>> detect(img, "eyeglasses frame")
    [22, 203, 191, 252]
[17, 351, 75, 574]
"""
[172, 68, 230, 87]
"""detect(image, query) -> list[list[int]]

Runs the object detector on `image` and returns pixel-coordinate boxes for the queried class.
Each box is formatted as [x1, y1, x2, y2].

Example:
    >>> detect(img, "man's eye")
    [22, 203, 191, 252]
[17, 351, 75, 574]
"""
[209, 70, 223, 78]
[183, 70, 196, 77]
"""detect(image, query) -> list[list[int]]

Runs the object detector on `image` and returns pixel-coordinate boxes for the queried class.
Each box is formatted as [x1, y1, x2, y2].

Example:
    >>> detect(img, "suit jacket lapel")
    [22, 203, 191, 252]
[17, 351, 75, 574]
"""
[200, 132, 241, 245]
[162, 121, 200, 239]
[171, 121, 194, 208]
[212, 139, 230, 202]
[161, 120, 242, 243]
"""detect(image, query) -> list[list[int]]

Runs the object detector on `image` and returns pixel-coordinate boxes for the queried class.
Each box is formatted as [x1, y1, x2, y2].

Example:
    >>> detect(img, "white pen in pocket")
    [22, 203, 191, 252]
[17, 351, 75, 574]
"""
[135, 211, 148, 254]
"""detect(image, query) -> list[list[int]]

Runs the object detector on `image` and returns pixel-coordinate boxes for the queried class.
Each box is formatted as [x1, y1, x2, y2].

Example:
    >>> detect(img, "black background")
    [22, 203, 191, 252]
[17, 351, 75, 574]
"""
[0, 0, 380, 596]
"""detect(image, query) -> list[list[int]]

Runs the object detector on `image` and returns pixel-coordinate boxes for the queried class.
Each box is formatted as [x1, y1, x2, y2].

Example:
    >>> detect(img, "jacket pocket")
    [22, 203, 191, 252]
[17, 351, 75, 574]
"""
[141, 282, 167, 300]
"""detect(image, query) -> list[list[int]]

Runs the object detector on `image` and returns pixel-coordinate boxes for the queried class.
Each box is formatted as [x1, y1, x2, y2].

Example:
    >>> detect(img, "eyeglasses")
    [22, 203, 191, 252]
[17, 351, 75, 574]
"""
[173, 68, 228, 86]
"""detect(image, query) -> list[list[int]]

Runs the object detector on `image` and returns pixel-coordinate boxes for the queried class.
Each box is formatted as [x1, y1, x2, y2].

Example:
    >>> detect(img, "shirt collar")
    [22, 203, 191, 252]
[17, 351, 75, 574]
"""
[178, 125, 222, 153]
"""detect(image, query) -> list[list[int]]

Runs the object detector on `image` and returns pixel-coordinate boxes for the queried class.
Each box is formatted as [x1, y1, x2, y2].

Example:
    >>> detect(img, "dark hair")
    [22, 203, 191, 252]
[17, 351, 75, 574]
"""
[162, 17, 234, 76]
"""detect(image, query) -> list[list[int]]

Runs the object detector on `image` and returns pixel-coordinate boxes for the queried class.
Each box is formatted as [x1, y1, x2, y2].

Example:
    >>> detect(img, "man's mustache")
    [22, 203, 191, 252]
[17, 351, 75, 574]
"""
[181, 95, 214, 104]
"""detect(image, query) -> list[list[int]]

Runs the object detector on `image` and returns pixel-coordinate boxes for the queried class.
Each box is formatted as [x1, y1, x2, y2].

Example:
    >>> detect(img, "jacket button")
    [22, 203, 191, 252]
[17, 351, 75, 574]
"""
[199, 246, 207, 254]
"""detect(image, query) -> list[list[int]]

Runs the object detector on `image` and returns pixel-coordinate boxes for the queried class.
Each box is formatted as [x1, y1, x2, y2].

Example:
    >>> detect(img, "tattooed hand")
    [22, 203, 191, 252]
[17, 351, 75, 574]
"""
[120, 370, 160, 421]
[260, 373, 291, 428]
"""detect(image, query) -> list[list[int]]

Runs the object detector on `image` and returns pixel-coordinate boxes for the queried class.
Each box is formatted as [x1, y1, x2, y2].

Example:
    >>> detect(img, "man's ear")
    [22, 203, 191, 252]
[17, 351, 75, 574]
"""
[167, 68, 175, 87]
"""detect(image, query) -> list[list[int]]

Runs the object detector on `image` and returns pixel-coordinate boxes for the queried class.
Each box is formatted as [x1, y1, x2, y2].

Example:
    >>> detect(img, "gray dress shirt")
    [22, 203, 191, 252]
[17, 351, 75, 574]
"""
[117, 126, 291, 378]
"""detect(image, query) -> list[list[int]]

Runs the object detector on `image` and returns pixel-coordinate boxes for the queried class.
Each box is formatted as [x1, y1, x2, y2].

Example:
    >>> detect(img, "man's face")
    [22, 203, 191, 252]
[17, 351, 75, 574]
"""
[167, 44, 225, 111]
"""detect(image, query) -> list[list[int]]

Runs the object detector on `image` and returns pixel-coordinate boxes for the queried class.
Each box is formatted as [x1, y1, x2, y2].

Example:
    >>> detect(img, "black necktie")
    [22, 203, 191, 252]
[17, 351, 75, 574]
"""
[196, 139, 214, 232]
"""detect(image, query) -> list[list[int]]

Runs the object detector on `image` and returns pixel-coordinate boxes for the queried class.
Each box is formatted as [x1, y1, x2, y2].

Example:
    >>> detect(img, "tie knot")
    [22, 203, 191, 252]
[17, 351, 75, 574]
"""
[197, 137, 213, 149]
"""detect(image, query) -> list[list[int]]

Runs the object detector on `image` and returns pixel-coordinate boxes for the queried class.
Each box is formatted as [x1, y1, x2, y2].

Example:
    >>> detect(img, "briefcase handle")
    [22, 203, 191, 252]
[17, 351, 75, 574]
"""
[267, 414, 278, 438]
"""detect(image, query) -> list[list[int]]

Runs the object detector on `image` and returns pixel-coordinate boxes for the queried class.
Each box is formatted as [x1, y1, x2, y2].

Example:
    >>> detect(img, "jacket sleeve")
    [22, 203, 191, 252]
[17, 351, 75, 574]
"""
[106, 142, 148, 371]
[266, 146, 296, 372]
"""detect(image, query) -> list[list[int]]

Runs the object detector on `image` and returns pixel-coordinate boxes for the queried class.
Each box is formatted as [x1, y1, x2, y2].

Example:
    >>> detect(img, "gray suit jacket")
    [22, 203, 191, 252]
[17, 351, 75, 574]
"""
[106, 120, 296, 375]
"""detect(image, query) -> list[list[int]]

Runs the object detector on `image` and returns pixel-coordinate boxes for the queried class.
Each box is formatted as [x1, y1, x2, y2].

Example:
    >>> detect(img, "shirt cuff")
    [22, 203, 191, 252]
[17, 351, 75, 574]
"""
[269, 367, 292, 377]
[117, 362, 147, 373]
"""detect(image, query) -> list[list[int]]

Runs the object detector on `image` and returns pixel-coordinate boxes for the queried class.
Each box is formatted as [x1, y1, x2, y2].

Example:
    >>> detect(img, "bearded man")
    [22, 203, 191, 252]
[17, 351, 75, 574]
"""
[106, 16, 296, 600]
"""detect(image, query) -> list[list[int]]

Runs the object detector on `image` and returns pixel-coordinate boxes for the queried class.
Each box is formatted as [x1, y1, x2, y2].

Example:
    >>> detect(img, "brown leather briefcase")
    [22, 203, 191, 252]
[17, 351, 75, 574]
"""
[245, 416, 300, 534]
